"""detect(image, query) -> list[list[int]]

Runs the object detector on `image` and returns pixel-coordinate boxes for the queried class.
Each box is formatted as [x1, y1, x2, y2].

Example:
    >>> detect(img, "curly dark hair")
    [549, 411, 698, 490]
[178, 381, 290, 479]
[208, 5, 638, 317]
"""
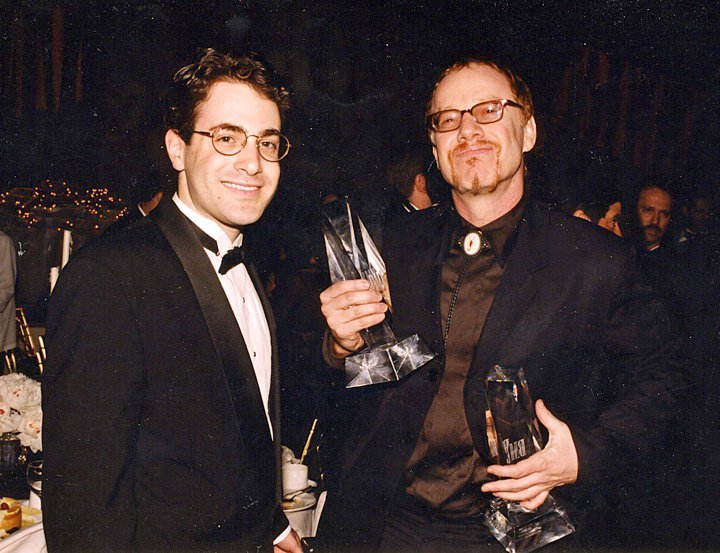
[165, 48, 290, 143]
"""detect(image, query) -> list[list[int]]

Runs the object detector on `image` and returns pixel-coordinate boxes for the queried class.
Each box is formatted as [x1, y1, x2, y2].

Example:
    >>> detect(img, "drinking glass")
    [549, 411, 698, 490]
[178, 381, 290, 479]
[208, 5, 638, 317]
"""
[26, 460, 42, 508]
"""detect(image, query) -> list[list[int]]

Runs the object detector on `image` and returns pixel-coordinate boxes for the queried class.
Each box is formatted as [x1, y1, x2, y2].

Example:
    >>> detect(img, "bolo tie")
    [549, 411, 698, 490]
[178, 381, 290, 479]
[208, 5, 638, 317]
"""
[443, 229, 489, 348]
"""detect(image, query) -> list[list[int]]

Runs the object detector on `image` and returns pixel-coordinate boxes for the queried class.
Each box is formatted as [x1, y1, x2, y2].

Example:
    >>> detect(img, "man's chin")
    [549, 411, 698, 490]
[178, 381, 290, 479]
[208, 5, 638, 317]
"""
[452, 178, 499, 196]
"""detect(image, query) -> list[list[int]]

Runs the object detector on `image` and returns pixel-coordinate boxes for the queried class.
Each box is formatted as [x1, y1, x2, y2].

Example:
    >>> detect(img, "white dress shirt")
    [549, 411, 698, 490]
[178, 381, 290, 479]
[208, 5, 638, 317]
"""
[172, 195, 292, 545]
[173, 194, 273, 434]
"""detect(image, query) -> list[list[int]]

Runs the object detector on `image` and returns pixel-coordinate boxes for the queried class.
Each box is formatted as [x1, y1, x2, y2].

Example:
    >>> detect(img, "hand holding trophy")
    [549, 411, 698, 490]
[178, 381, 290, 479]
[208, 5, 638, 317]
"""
[322, 198, 435, 388]
[484, 366, 575, 553]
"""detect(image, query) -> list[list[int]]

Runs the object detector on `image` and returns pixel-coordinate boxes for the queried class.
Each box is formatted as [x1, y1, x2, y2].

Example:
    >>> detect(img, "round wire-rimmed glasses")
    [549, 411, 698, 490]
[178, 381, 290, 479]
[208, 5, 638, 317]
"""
[426, 99, 524, 133]
[192, 128, 291, 161]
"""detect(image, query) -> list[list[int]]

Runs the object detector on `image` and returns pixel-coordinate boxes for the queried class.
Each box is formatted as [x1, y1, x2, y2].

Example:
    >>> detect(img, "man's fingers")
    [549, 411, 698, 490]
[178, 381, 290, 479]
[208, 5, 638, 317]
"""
[520, 491, 549, 510]
[481, 401, 577, 507]
[333, 312, 387, 336]
[340, 289, 385, 310]
[535, 399, 563, 434]
[319, 279, 373, 304]
[481, 472, 544, 494]
[489, 485, 548, 504]
[326, 300, 387, 326]
[487, 456, 542, 479]
[321, 288, 384, 319]
[322, 282, 388, 355]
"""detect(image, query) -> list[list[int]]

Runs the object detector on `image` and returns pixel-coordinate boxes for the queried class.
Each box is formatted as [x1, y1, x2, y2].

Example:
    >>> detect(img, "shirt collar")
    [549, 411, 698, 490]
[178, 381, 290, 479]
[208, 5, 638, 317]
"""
[449, 193, 526, 267]
[172, 193, 243, 255]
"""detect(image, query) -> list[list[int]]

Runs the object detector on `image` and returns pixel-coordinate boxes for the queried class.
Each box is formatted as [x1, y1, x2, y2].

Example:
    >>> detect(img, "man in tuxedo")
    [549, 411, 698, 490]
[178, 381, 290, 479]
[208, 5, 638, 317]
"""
[318, 57, 682, 551]
[43, 49, 301, 553]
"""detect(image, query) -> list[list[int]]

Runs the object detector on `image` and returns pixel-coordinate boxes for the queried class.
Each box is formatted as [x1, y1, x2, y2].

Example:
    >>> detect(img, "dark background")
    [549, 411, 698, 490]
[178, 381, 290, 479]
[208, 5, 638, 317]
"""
[1, 0, 719, 224]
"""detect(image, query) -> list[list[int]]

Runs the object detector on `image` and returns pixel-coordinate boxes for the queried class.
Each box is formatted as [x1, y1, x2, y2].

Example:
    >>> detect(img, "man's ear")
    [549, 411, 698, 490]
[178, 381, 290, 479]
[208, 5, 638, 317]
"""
[431, 135, 439, 167]
[414, 173, 427, 193]
[165, 129, 186, 172]
[522, 115, 537, 153]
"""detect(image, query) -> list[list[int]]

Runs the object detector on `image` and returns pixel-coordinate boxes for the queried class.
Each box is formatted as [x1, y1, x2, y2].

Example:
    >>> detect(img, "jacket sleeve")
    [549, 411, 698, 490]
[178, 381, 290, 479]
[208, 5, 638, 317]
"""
[42, 254, 144, 551]
[568, 249, 685, 489]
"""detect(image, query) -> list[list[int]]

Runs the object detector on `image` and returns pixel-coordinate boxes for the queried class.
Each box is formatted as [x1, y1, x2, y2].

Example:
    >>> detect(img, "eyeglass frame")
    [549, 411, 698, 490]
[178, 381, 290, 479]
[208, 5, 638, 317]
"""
[425, 99, 525, 133]
[191, 127, 291, 161]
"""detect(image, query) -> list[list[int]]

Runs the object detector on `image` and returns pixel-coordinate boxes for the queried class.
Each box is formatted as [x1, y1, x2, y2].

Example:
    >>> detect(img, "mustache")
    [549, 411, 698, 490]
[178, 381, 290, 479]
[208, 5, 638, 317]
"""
[642, 224, 662, 234]
[451, 140, 498, 156]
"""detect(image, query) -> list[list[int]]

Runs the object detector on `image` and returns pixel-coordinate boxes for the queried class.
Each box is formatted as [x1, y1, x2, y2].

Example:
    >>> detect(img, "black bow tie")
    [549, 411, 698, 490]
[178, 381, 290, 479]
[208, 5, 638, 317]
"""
[187, 219, 248, 274]
[218, 246, 247, 274]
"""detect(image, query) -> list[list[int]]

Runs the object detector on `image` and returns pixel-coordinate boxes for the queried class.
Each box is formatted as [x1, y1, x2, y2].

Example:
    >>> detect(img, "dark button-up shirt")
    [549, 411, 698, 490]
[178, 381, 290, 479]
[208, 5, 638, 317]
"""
[402, 196, 525, 517]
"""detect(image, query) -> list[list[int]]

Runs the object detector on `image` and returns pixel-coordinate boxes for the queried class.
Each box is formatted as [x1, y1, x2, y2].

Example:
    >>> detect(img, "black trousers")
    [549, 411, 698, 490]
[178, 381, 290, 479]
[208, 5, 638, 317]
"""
[377, 500, 500, 553]
[376, 498, 592, 553]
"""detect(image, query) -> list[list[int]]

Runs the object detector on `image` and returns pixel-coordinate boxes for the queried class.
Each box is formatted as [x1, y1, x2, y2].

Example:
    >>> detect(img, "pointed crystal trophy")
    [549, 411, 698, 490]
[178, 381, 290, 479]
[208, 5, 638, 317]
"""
[322, 198, 435, 388]
[484, 366, 575, 553]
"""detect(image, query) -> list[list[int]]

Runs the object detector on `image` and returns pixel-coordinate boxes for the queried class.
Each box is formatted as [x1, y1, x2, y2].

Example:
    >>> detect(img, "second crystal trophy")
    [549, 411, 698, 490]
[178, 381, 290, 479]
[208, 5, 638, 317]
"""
[484, 365, 575, 553]
[322, 198, 435, 388]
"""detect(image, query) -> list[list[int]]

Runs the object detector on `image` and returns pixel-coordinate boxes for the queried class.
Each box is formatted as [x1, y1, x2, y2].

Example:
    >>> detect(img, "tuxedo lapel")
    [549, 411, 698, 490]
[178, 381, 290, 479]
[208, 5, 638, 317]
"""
[246, 262, 276, 333]
[151, 200, 272, 449]
[246, 261, 284, 501]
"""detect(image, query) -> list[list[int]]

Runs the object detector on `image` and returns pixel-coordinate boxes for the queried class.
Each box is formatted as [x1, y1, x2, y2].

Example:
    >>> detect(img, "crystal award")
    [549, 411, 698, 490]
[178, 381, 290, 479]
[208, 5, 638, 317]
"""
[322, 198, 435, 388]
[484, 365, 575, 553]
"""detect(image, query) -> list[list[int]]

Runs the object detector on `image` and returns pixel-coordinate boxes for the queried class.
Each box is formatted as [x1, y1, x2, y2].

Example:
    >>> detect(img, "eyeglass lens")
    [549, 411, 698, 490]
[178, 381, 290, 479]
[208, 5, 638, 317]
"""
[430, 100, 510, 132]
[212, 129, 289, 161]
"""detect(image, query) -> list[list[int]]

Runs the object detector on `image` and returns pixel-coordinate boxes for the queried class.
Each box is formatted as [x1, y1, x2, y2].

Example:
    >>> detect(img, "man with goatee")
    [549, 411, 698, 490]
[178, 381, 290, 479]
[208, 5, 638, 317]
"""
[317, 57, 682, 552]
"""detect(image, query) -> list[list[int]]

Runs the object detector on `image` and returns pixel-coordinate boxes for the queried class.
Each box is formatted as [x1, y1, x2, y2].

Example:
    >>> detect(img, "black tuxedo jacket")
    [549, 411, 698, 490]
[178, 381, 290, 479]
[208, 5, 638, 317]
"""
[319, 200, 683, 551]
[42, 198, 288, 551]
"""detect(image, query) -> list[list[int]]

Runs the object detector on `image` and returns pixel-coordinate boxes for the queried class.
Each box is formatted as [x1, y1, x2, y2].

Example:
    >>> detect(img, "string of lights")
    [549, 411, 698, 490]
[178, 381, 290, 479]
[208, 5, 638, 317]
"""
[0, 180, 126, 232]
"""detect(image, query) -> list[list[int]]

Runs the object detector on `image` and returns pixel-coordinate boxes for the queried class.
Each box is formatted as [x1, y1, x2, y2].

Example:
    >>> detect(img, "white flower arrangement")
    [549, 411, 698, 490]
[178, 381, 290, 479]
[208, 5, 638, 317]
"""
[0, 373, 42, 452]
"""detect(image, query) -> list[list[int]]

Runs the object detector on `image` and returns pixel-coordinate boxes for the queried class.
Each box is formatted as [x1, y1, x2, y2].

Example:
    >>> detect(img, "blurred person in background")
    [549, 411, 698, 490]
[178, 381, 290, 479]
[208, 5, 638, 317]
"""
[636, 184, 673, 252]
[0, 230, 16, 355]
[104, 168, 165, 235]
[678, 192, 715, 243]
[572, 190, 623, 238]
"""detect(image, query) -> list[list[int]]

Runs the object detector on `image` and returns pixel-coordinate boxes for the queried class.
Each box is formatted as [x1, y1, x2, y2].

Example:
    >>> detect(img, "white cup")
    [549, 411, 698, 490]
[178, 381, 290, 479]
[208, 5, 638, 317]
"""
[282, 463, 308, 494]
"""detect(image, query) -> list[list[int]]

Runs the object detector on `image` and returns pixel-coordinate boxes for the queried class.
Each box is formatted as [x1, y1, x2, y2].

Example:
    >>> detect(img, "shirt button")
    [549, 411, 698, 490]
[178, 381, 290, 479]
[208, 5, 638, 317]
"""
[253, 352, 257, 357]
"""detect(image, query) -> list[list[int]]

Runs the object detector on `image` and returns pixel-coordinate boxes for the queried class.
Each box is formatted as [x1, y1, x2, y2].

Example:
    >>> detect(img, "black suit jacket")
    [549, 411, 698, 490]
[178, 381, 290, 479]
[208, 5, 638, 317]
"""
[319, 200, 683, 551]
[102, 205, 145, 236]
[42, 198, 288, 552]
